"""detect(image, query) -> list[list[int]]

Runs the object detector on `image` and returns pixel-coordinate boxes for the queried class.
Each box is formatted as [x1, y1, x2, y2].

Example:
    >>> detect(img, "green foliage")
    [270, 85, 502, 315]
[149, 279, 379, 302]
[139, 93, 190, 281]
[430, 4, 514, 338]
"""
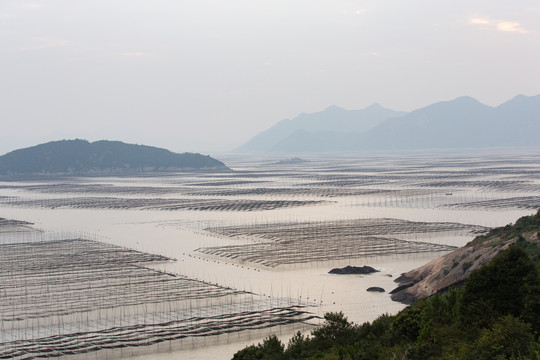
[474, 315, 535, 360]
[513, 210, 540, 237]
[232, 335, 285, 360]
[472, 210, 540, 244]
[458, 245, 539, 328]
[284, 332, 311, 359]
[517, 235, 540, 262]
[310, 312, 358, 350]
[392, 300, 427, 342]
[348, 315, 394, 359]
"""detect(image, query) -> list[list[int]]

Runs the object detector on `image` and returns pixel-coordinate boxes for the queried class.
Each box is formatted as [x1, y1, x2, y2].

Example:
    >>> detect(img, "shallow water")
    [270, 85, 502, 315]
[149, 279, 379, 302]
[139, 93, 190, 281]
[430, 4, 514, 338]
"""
[1, 152, 539, 359]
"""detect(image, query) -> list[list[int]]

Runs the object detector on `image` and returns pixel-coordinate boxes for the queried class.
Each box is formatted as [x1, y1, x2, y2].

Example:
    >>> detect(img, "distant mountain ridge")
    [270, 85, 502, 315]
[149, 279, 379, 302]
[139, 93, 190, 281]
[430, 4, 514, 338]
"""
[237, 94, 540, 153]
[356, 95, 540, 150]
[0, 139, 229, 176]
[235, 103, 406, 152]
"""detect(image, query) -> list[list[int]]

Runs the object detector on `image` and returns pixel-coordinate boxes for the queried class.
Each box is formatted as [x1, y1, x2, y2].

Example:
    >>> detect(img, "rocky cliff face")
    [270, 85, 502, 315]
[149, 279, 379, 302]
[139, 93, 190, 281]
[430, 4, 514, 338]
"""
[391, 212, 540, 304]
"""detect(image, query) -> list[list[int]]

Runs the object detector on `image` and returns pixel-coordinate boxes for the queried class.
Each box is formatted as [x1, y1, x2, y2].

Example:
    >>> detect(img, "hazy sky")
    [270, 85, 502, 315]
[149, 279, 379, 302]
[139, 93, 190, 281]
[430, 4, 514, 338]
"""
[1, 1, 539, 155]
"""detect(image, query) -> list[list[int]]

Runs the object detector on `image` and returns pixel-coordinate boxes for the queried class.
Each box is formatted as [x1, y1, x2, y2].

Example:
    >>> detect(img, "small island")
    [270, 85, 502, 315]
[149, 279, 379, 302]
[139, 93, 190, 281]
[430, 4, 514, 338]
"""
[275, 157, 309, 165]
[0, 139, 229, 176]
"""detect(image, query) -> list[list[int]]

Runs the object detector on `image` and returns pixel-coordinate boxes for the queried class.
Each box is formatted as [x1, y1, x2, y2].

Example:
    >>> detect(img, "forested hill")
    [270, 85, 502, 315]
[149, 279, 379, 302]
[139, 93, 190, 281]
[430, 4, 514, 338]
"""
[0, 139, 229, 175]
[233, 210, 540, 360]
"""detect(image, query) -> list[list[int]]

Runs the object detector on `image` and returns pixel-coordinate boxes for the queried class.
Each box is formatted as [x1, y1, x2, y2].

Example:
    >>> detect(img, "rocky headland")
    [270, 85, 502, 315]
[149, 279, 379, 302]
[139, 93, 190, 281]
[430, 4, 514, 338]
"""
[391, 210, 540, 304]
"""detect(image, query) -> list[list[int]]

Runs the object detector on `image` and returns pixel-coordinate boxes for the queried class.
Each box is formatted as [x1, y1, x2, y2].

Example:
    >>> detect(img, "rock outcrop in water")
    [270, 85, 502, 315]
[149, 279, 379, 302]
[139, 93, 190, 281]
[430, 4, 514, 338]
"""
[329, 265, 379, 275]
[0, 139, 229, 175]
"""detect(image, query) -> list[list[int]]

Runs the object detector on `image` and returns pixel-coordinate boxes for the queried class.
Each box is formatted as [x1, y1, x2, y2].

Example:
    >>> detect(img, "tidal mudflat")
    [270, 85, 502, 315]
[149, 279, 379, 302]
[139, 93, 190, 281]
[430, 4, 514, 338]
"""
[1, 152, 539, 359]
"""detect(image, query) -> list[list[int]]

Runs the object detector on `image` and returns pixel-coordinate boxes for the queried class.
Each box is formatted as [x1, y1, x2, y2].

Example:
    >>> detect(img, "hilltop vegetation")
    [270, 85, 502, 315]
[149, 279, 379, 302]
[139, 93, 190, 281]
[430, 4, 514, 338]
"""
[0, 139, 229, 176]
[233, 210, 540, 359]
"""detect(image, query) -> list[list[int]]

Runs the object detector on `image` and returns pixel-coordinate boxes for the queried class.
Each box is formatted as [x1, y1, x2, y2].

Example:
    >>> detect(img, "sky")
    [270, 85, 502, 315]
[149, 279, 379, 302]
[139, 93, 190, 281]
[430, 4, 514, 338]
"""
[1, 0, 539, 155]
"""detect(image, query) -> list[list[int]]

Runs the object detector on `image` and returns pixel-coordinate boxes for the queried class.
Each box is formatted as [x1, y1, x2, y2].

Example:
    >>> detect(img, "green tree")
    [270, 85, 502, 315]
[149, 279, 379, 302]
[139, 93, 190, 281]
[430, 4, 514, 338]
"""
[392, 300, 427, 342]
[232, 334, 285, 360]
[474, 315, 535, 359]
[459, 246, 538, 328]
[284, 331, 312, 359]
[310, 312, 358, 350]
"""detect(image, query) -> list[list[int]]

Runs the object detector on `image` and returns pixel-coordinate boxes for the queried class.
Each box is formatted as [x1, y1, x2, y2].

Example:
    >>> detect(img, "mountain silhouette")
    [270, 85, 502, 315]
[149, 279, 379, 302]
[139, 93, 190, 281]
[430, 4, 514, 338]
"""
[235, 104, 405, 152]
[237, 94, 540, 153]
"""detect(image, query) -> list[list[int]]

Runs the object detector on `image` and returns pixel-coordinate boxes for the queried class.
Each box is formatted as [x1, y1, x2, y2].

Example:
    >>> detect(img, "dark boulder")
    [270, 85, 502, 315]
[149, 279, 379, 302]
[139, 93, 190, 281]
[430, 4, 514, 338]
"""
[329, 265, 379, 275]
